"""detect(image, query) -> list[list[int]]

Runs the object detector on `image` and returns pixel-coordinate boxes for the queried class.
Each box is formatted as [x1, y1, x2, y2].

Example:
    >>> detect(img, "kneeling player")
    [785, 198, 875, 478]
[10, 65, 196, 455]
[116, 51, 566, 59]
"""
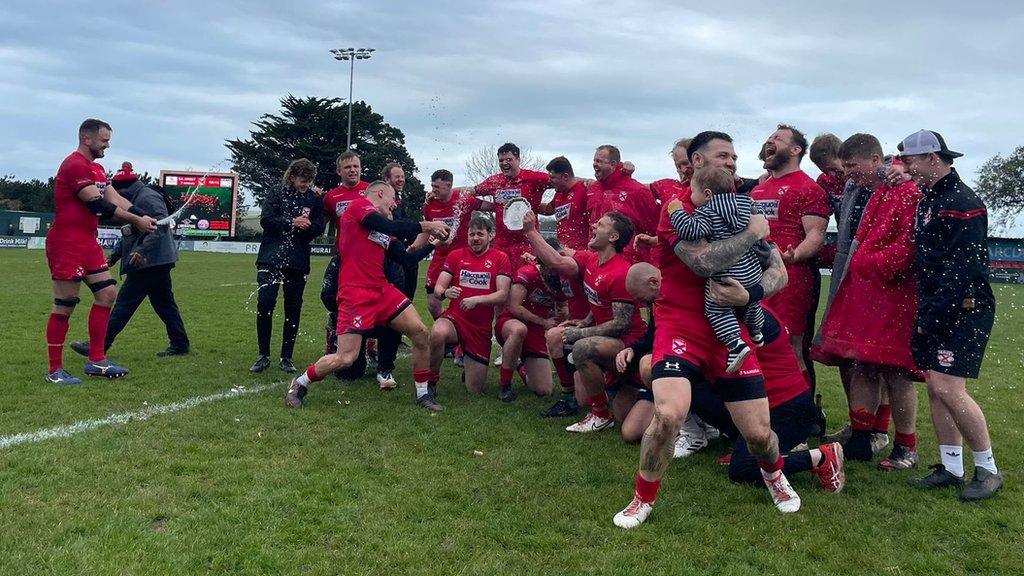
[430, 215, 512, 394]
[285, 182, 449, 410]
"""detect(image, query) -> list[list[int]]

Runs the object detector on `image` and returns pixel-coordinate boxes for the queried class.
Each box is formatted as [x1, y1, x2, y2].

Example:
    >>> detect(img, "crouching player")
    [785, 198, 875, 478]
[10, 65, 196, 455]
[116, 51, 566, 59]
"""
[430, 215, 512, 397]
[285, 182, 449, 410]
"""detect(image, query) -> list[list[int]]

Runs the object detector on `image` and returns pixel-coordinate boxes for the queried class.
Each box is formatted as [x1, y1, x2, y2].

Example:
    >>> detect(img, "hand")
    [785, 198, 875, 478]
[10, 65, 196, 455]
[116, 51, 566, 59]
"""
[292, 215, 310, 230]
[444, 286, 462, 300]
[558, 318, 582, 327]
[541, 318, 557, 331]
[709, 277, 750, 306]
[460, 296, 478, 311]
[422, 220, 451, 240]
[747, 214, 770, 241]
[615, 348, 634, 373]
[633, 233, 657, 249]
[521, 210, 538, 232]
[428, 235, 442, 246]
[128, 252, 146, 267]
[781, 245, 797, 264]
[885, 163, 910, 186]
[916, 326, 928, 335]
[135, 215, 158, 234]
[521, 252, 537, 264]
[562, 327, 582, 344]
[666, 198, 684, 215]
[311, 185, 325, 196]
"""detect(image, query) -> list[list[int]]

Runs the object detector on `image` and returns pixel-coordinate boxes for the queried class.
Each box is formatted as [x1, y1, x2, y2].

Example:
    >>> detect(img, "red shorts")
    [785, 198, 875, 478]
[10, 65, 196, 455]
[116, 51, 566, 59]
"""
[764, 266, 818, 337]
[45, 235, 108, 281]
[337, 284, 411, 335]
[754, 328, 809, 409]
[495, 313, 548, 359]
[441, 309, 493, 365]
[651, 320, 762, 383]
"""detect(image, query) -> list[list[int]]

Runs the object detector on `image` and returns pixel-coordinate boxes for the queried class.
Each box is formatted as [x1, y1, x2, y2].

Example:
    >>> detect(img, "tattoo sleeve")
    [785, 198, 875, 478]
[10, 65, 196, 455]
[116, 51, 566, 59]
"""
[674, 231, 757, 277]
[759, 247, 788, 297]
[575, 302, 633, 339]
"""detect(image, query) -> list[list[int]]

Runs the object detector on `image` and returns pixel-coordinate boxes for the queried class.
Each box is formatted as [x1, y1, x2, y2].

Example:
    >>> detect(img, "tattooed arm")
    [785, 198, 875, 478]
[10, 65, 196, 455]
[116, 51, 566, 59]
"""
[673, 214, 769, 277]
[709, 246, 789, 306]
[562, 301, 633, 343]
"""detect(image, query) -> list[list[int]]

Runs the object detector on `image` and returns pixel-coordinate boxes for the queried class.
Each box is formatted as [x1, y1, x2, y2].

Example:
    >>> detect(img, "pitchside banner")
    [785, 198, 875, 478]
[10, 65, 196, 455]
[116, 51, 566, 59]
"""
[160, 171, 239, 238]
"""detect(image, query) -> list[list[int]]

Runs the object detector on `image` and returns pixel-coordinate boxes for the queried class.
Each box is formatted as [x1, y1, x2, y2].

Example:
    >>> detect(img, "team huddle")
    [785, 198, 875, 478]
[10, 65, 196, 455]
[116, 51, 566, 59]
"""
[45, 119, 1003, 530]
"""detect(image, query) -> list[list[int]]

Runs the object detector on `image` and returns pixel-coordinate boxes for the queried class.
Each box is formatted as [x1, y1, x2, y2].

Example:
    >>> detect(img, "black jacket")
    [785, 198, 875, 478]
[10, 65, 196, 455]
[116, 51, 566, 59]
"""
[257, 187, 327, 273]
[914, 168, 994, 334]
[110, 180, 177, 273]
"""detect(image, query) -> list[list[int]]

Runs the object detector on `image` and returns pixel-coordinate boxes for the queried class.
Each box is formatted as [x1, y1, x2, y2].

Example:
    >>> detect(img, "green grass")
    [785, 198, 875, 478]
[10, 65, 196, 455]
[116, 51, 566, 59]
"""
[0, 250, 1022, 575]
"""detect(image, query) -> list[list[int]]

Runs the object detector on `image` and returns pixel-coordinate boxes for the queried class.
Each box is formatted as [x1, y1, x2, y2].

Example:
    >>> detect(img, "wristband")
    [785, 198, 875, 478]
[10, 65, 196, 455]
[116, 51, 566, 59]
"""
[747, 284, 765, 304]
[128, 205, 146, 217]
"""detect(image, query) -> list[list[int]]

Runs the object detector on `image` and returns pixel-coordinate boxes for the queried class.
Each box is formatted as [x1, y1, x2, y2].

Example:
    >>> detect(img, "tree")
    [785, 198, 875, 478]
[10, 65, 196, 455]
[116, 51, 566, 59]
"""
[225, 95, 426, 219]
[975, 145, 1024, 233]
[463, 145, 545, 185]
[0, 176, 54, 212]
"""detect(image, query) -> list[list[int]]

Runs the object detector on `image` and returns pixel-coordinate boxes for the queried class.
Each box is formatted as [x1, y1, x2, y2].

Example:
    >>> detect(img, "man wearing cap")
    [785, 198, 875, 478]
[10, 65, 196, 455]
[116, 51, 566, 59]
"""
[899, 130, 1002, 501]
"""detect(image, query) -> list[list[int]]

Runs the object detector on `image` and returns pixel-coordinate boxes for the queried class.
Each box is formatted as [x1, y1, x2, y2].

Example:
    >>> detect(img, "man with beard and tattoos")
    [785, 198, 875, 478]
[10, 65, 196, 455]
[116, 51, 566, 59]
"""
[613, 131, 799, 529]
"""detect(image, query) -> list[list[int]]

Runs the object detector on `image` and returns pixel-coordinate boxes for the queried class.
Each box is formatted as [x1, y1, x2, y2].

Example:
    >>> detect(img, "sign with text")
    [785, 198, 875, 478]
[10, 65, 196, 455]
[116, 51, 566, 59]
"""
[159, 171, 239, 238]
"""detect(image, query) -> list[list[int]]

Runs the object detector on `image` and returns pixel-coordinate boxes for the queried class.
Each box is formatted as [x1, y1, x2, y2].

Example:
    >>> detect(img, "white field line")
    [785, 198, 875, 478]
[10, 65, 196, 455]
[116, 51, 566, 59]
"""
[0, 381, 285, 450]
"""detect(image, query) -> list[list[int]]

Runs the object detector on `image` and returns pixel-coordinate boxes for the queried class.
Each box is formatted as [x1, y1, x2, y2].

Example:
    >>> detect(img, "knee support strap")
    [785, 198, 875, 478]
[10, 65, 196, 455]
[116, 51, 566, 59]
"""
[87, 278, 117, 293]
[54, 296, 81, 308]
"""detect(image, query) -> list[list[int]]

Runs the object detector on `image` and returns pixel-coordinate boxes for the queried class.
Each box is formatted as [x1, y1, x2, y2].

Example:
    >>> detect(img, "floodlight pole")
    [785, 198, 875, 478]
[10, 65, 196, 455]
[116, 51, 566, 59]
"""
[330, 47, 375, 150]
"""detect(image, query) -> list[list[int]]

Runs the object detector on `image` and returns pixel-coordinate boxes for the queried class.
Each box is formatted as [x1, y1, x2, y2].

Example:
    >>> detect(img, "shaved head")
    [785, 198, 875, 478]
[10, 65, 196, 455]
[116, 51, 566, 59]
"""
[626, 262, 661, 304]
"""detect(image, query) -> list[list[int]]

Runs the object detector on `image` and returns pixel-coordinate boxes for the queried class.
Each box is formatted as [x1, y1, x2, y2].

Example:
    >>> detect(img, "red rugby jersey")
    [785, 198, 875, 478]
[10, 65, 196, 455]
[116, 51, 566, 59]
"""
[475, 169, 551, 250]
[338, 197, 391, 289]
[548, 180, 590, 251]
[442, 246, 512, 327]
[323, 181, 370, 252]
[423, 189, 483, 267]
[750, 170, 830, 253]
[51, 151, 107, 241]
[571, 249, 646, 341]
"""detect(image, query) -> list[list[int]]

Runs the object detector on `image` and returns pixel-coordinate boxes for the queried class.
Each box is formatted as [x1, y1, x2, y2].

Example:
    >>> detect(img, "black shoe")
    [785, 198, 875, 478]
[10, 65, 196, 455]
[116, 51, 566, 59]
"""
[960, 467, 1003, 502]
[498, 385, 517, 403]
[70, 341, 90, 358]
[416, 392, 444, 412]
[156, 346, 190, 357]
[427, 383, 438, 399]
[280, 358, 297, 373]
[909, 464, 965, 490]
[250, 355, 271, 373]
[541, 396, 579, 418]
[843, 430, 874, 462]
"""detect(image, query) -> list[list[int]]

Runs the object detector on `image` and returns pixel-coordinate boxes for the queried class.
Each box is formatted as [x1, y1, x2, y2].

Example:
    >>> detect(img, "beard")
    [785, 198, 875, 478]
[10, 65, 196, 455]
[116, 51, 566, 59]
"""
[764, 147, 792, 171]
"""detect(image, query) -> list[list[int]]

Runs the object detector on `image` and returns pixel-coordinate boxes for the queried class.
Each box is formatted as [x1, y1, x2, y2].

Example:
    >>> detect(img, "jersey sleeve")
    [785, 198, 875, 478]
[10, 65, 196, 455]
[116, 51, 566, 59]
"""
[442, 250, 460, 275]
[496, 251, 513, 277]
[794, 182, 831, 219]
[64, 158, 99, 195]
[514, 264, 536, 286]
[607, 266, 635, 305]
[570, 250, 594, 281]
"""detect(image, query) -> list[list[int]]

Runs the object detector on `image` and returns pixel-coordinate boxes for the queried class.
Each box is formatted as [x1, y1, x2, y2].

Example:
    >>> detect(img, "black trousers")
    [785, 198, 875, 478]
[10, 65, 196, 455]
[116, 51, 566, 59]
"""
[321, 255, 368, 379]
[256, 267, 307, 359]
[106, 264, 190, 351]
[376, 260, 419, 373]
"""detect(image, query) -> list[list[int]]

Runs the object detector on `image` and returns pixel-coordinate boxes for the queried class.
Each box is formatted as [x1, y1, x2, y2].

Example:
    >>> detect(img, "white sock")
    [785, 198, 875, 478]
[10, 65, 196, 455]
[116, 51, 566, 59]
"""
[939, 445, 964, 478]
[415, 382, 428, 398]
[295, 372, 311, 387]
[972, 448, 998, 475]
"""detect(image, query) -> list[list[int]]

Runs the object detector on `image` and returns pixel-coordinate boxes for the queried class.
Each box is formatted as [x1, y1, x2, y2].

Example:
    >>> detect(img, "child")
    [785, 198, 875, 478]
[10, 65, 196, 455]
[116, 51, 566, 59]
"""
[666, 166, 764, 373]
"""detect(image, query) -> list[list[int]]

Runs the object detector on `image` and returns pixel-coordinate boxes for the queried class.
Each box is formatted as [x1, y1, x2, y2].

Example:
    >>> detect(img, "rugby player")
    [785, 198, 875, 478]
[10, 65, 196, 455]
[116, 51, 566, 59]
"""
[45, 118, 157, 384]
[535, 156, 590, 252]
[586, 145, 659, 263]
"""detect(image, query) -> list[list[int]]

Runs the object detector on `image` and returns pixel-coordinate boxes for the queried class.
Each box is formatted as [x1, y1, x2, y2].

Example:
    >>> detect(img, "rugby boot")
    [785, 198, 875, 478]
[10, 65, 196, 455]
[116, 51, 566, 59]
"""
[84, 359, 128, 378]
[960, 467, 1003, 502]
[909, 464, 964, 490]
[45, 368, 81, 385]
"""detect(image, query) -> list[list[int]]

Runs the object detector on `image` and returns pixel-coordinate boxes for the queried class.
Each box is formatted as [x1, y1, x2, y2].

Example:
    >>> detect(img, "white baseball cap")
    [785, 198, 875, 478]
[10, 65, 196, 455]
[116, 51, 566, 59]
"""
[897, 130, 963, 159]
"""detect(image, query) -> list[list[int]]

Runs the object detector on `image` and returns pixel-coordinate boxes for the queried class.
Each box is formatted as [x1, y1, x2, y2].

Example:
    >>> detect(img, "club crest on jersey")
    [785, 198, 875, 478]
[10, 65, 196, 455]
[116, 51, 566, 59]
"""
[367, 230, 390, 248]
[754, 199, 780, 220]
[583, 282, 600, 305]
[937, 349, 954, 367]
[921, 209, 933, 227]
[671, 338, 686, 355]
[495, 188, 521, 204]
[485, 260, 493, 269]
[336, 200, 351, 217]
[554, 203, 571, 221]
[460, 270, 491, 289]
[353, 316, 362, 328]
[618, 190, 628, 202]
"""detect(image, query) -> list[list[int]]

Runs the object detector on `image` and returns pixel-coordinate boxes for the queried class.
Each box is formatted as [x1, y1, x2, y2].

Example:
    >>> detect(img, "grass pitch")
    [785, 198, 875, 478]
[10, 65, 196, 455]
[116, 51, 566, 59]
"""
[0, 250, 1021, 575]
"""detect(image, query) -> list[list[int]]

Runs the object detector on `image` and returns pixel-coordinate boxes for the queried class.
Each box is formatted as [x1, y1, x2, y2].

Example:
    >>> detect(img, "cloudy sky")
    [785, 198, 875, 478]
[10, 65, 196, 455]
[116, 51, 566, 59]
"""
[3, 1, 1022, 232]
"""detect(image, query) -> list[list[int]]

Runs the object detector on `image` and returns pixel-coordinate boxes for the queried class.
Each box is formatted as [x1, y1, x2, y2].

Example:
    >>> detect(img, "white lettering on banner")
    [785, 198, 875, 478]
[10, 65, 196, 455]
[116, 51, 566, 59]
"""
[336, 200, 351, 217]
[754, 199, 780, 220]
[495, 188, 521, 204]
[368, 231, 391, 248]
[554, 204, 571, 221]
[583, 282, 600, 305]
[460, 270, 491, 289]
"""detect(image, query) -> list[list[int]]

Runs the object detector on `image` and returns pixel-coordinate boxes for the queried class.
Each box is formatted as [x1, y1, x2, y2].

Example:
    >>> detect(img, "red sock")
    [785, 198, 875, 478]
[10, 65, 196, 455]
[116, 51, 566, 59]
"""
[46, 312, 70, 372]
[87, 304, 111, 362]
[872, 404, 892, 433]
[306, 364, 323, 383]
[589, 394, 611, 419]
[849, 408, 874, 433]
[499, 367, 513, 387]
[635, 473, 661, 503]
[758, 455, 785, 474]
[895, 431, 917, 450]
[413, 369, 432, 384]
[553, 356, 573, 390]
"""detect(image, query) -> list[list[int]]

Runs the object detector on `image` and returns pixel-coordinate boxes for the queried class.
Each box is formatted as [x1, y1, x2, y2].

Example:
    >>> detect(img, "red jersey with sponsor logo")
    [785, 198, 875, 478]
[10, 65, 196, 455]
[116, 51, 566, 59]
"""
[587, 167, 659, 262]
[475, 169, 551, 250]
[512, 263, 560, 319]
[51, 151, 107, 241]
[338, 197, 391, 288]
[750, 170, 830, 252]
[571, 250, 647, 341]
[649, 178, 686, 206]
[549, 180, 590, 251]
[442, 247, 512, 327]
[423, 189, 483, 265]
[323, 181, 370, 252]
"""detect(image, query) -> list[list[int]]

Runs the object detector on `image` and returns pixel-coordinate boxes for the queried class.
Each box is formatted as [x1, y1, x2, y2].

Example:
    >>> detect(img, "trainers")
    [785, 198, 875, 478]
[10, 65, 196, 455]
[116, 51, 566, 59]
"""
[498, 385, 516, 403]
[566, 412, 614, 433]
[250, 355, 271, 373]
[702, 420, 722, 441]
[156, 346, 190, 357]
[452, 352, 464, 368]
[673, 418, 709, 459]
[813, 442, 846, 493]
[377, 371, 397, 391]
[416, 392, 444, 412]
[879, 444, 918, 471]
[725, 341, 752, 374]
[909, 464, 964, 490]
[613, 494, 653, 529]
[824, 424, 852, 445]
[843, 431, 874, 462]
[84, 359, 128, 378]
[541, 397, 579, 418]
[493, 353, 503, 367]
[792, 442, 809, 452]
[280, 358, 297, 374]
[960, 467, 1003, 502]
[69, 341, 90, 357]
[751, 331, 765, 347]
[763, 471, 801, 513]
[44, 368, 81, 385]
[717, 451, 733, 466]
[871, 432, 890, 454]
[285, 381, 307, 408]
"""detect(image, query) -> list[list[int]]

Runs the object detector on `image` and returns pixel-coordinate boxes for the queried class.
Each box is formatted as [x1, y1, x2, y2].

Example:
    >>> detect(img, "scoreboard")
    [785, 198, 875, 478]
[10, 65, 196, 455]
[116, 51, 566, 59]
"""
[159, 171, 239, 238]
